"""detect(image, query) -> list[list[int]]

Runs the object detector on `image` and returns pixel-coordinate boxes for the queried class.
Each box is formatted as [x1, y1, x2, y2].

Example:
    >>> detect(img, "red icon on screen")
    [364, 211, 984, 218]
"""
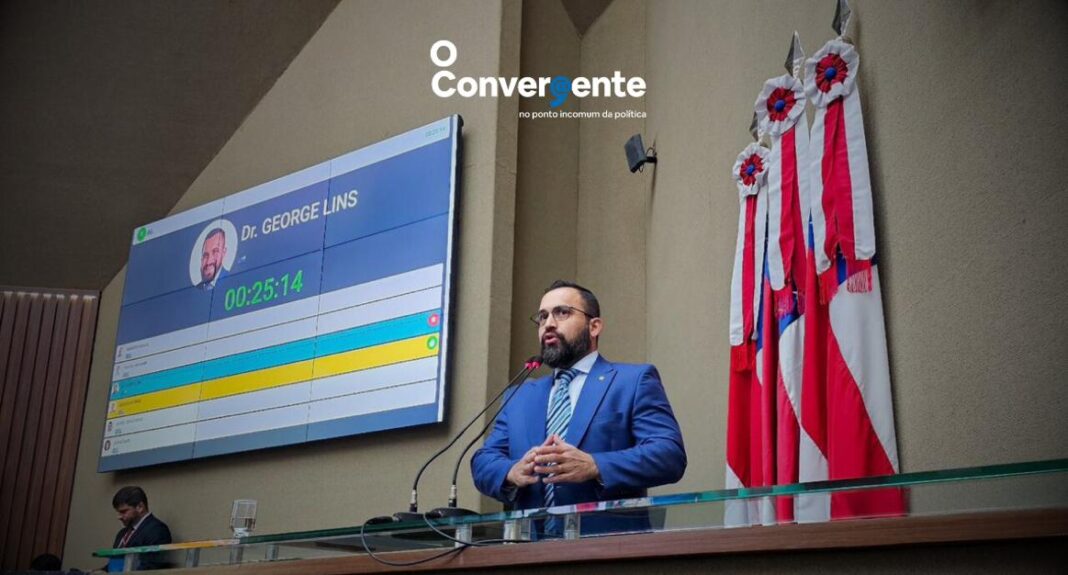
[428, 313, 440, 327]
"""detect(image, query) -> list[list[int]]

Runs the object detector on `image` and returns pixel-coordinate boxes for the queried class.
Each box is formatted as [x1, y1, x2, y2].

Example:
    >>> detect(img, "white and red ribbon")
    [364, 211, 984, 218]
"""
[729, 143, 769, 352]
[804, 39, 875, 302]
[756, 74, 811, 319]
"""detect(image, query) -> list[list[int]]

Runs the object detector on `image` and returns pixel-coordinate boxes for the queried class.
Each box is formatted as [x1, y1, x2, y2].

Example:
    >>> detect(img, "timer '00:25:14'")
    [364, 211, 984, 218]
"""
[223, 269, 305, 311]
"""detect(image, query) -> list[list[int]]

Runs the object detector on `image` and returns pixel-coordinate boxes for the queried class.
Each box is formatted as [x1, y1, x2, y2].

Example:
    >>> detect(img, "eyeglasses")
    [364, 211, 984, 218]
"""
[529, 305, 596, 327]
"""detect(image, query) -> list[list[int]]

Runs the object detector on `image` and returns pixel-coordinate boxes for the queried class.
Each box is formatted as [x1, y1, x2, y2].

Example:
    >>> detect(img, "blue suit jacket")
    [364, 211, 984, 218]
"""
[471, 356, 686, 534]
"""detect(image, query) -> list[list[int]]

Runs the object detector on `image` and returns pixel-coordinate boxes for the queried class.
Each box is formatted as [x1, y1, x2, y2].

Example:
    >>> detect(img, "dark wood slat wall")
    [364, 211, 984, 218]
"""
[0, 288, 99, 570]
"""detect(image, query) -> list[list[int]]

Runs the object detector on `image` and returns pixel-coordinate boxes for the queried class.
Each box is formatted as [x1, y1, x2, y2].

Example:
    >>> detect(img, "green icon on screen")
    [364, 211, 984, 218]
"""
[427, 336, 439, 350]
[136, 227, 148, 242]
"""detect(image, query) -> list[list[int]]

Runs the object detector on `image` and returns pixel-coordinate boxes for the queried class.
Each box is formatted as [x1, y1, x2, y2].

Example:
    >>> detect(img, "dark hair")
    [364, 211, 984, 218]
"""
[112, 486, 148, 509]
[29, 553, 62, 571]
[544, 280, 600, 319]
[205, 227, 226, 244]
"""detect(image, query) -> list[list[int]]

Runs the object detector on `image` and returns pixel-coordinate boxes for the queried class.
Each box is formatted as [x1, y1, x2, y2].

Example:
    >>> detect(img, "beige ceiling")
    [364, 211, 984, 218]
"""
[0, 0, 610, 291]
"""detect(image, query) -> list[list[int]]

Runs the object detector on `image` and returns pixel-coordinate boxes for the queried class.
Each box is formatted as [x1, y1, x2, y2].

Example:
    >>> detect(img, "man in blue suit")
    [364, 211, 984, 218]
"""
[471, 280, 686, 536]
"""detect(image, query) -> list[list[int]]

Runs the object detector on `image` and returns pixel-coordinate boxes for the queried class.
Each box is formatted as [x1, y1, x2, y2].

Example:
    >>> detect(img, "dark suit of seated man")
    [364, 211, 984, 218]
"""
[112, 486, 172, 570]
[472, 280, 687, 536]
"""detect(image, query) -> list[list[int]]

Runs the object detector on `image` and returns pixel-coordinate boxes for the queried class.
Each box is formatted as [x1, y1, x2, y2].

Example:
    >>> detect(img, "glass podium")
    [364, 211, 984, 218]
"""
[95, 458, 1068, 571]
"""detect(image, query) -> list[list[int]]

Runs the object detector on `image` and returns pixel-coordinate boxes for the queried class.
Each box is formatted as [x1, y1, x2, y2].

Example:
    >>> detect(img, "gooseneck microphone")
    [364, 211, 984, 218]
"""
[388, 356, 542, 522]
[434, 357, 542, 517]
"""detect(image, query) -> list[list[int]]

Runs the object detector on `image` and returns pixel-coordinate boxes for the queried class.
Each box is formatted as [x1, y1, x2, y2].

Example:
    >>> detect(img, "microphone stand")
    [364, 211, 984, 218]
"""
[388, 357, 541, 523]
[433, 358, 542, 517]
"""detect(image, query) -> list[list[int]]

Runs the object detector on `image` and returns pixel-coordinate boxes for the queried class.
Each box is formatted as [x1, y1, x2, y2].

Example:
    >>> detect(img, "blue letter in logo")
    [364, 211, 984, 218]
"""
[549, 76, 571, 108]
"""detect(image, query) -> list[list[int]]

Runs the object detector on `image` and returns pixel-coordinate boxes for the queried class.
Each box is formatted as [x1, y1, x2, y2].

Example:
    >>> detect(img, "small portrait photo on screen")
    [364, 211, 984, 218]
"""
[190, 218, 238, 289]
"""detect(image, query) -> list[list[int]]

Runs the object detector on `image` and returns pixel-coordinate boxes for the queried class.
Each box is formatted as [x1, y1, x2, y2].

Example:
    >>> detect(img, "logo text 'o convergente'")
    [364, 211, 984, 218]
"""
[430, 40, 645, 108]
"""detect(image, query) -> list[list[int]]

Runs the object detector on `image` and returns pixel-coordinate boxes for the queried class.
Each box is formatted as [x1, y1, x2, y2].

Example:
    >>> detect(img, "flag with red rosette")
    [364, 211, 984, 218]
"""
[754, 73, 811, 523]
[725, 143, 772, 526]
[757, 73, 811, 317]
[800, 38, 906, 520]
[805, 39, 872, 299]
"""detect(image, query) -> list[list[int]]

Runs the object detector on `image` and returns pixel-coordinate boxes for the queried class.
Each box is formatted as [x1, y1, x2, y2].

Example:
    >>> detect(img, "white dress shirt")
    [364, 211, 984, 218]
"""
[547, 350, 599, 417]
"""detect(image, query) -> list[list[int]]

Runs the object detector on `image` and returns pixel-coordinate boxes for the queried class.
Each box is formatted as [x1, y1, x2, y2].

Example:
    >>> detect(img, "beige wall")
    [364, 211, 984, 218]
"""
[511, 0, 650, 367]
[509, 0, 581, 371]
[511, 0, 650, 365]
[576, 0, 649, 363]
[63, 0, 521, 568]
[642, 0, 1068, 496]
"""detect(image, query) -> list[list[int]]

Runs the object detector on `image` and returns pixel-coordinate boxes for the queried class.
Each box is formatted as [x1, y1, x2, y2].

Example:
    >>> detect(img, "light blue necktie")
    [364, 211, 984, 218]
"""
[543, 368, 578, 516]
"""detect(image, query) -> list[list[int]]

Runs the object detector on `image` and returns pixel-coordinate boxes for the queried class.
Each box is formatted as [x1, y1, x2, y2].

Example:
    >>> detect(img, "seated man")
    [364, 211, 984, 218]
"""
[472, 280, 687, 535]
[111, 486, 172, 570]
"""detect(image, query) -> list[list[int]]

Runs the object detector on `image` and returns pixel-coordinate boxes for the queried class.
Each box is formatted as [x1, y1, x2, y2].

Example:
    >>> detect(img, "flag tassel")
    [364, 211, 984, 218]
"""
[774, 287, 796, 320]
[845, 258, 872, 293]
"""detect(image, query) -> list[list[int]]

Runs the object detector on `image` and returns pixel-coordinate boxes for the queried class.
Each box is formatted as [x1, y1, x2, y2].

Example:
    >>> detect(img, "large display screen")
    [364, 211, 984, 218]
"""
[99, 116, 462, 472]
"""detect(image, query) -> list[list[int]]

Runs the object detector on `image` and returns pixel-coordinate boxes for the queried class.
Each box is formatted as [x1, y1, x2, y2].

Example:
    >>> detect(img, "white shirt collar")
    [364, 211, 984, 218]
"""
[555, 350, 599, 377]
[131, 512, 152, 533]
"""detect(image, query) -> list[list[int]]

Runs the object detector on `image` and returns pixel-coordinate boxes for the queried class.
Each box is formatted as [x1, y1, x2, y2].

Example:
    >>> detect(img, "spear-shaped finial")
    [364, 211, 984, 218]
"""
[784, 31, 805, 79]
[749, 112, 759, 141]
[832, 0, 852, 38]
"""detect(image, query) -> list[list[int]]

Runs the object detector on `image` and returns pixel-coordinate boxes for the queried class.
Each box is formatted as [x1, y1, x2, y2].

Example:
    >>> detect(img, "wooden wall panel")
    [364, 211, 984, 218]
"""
[24, 296, 70, 566]
[0, 288, 99, 570]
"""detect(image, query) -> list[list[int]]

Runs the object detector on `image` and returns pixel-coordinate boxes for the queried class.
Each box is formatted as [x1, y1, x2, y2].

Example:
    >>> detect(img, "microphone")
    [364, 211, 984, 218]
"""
[388, 356, 542, 523]
[433, 356, 542, 517]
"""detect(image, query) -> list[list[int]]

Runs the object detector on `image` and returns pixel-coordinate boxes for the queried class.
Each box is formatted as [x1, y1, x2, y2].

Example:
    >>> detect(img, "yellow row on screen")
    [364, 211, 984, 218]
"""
[106, 334, 439, 420]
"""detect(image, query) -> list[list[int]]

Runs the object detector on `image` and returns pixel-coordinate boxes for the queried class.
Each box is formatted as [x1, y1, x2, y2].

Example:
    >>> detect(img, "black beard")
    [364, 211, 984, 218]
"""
[541, 325, 592, 369]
